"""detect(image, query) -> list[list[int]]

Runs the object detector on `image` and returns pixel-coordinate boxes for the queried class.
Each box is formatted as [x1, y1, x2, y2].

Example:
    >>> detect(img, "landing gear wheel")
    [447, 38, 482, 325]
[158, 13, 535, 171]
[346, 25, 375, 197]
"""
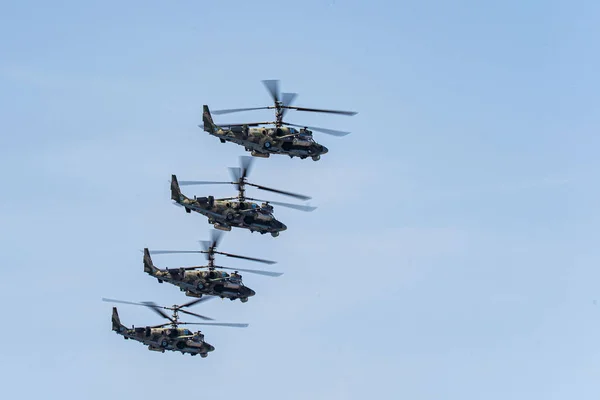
[241, 297, 248, 303]
[271, 231, 279, 237]
[312, 155, 320, 161]
[201, 353, 208, 358]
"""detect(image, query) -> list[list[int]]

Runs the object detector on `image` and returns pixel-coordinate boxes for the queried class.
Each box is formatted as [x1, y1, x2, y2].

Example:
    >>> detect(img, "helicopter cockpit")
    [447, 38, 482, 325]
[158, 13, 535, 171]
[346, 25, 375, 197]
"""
[228, 272, 243, 284]
[291, 128, 315, 145]
[259, 202, 274, 214]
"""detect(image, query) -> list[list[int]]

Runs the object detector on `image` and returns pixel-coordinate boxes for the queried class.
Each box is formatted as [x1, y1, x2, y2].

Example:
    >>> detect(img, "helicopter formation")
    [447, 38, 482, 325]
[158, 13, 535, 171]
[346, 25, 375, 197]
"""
[103, 79, 357, 357]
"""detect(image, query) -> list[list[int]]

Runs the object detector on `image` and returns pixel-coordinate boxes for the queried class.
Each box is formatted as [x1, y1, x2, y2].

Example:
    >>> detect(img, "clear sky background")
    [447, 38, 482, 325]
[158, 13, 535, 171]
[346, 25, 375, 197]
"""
[1, 0, 599, 398]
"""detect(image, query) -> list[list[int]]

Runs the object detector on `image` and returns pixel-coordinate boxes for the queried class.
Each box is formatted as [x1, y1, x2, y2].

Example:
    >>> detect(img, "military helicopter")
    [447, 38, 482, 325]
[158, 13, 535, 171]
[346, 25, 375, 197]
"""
[170, 155, 315, 237]
[143, 229, 282, 302]
[102, 296, 248, 358]
[201, 79, 357, 161]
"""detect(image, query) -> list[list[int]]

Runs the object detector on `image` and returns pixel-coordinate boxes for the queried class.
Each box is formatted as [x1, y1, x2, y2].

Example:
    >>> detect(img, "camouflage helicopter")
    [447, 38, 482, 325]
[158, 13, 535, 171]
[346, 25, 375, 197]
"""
[170, 155, 315, 237]
[201, 79, 357, 161]
[102, 296, 248, 358]
[144, 229, 282, 302]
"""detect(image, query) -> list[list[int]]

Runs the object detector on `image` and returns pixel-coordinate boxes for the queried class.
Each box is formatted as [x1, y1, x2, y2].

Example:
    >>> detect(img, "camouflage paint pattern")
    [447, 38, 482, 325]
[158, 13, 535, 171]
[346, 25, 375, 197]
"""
[170, 175, 287, 237]
[202, 105, 328, 161]
[143, 249, 255, 302]
[111, 307, 214, 357]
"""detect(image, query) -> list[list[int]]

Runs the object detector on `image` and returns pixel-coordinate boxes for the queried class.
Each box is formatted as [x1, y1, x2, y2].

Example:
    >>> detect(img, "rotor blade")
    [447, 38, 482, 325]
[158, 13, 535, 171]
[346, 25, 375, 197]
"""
[284, 122, 350, 137]
[210, 229, 224, 249]
[180, 296, 213, 308]
[149, 323, 171, 329]
[245, 182, 311, 201]
[179, 322, 249, 328]
[228, 167, 241, 185]
[214, 265, 283, 277]
[178, 180, 232, 186]
[240, 156, 254, 180]
[214, 251, 277, 265]
[141, 301, 174, 322]
[102, 298, 175, 322]
[283, 106, 357, 116]
[178, 309, 214, 321]
[248, 198, 317, 212]
[148, 250, 204, 255]
[214, 122, 270, 128]
[281, 92, 298, 107]
[199, 240, 211, 253]
[262, 80, 280, 103]
[102, 298, 150, 308]
[211, 107, 271, 115]
[281, 92, 298, 118]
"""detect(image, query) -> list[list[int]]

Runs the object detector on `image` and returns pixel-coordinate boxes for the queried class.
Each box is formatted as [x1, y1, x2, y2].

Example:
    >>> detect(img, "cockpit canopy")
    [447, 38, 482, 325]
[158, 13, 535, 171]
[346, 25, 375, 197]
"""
[260, 203, 274, 213]
[228, 273, 243, 283]
[288, 127, 314, 141]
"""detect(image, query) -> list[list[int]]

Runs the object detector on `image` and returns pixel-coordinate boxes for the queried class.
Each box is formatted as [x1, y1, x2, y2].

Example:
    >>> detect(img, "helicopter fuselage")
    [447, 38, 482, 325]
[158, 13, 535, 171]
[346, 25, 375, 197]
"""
[175, 196, 287, 237]
[210, 126, 328, 161]
[150, 269, 256, 302]
[112, 309, 214, 357]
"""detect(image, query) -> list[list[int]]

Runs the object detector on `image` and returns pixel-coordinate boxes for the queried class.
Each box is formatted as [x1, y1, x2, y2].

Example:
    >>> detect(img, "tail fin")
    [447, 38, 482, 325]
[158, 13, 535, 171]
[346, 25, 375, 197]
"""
[203, 105, 218, 133]
[171, 174, 182, 202]
[112, 307, 126, 332]
[143, 248, 159, 275]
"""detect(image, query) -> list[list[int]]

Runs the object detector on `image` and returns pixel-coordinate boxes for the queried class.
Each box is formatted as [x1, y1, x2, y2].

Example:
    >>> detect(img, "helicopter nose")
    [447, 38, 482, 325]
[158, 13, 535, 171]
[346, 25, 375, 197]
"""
[205, 343, 215, 352]
[320, 145, 328, 154]
[246, 288, 256, 297]
[279, 222, 287, 231]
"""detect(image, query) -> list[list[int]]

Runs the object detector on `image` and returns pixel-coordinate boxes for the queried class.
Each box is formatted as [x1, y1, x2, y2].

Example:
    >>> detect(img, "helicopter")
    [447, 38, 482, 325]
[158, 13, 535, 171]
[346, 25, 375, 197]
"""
[170, 155, 316, 237]
[102, 296, 248, 358]
[143, 229, 282, 302]
[201, 79, 357, 161]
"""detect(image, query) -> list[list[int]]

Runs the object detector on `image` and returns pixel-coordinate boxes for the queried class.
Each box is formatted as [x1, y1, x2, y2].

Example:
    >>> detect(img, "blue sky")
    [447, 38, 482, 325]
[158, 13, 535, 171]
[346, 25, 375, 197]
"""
[1, 0, 599, 398]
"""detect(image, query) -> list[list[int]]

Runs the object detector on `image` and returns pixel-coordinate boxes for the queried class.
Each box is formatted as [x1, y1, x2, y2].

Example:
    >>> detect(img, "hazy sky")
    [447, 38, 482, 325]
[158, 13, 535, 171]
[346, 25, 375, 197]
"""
[1, 1, 599, 399]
